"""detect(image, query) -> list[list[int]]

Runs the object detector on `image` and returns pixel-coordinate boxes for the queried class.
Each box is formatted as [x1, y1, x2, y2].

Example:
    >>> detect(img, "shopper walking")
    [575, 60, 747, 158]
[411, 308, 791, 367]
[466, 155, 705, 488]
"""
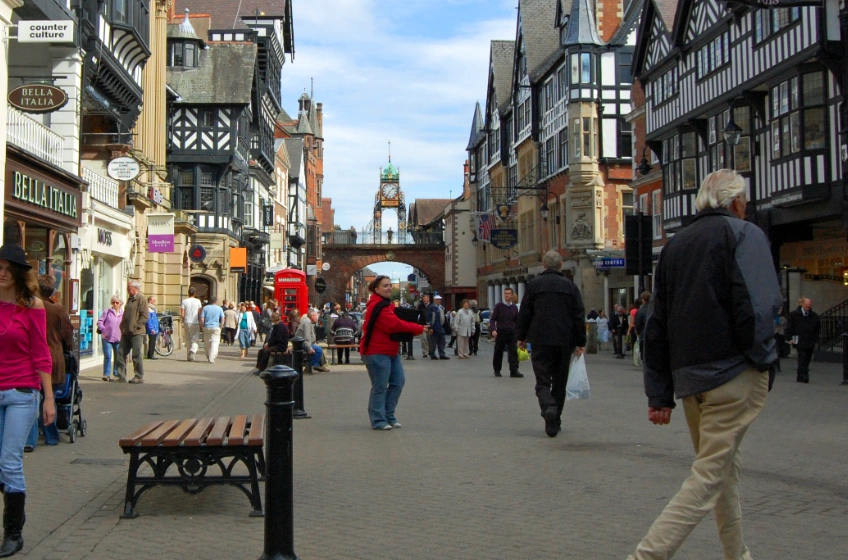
[454, 300, 475, 359]
[200, 296, 225, 364]
[236, 302, 257, 359]
[223, 303, 238, 345]
[97, 296, 123, 381]
[0, 244, 55, 557]
[626, 169, 782, 560]
[490, 287, 522, 377]
[786, 297, 820, 383]
[610, 306, 627, 358]
[517, 251, 586, 437]
[115, 280, 148, 384]
[417, 294, 431, 358]
[426, 295, 449, 360]
[359, 275, 425, 430]
[469, 300, 482, 356]
[145, 296, 160, 360]
[596, 309, 610, 351]
[180, 287, 202, 361]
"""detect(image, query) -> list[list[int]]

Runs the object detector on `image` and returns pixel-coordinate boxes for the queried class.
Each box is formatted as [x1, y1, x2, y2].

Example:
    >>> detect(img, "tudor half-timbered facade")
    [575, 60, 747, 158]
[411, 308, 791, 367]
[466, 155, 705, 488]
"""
[469, 0, 643, 312]
[166, 9, 293, 304]
[634, 0, 848, 313]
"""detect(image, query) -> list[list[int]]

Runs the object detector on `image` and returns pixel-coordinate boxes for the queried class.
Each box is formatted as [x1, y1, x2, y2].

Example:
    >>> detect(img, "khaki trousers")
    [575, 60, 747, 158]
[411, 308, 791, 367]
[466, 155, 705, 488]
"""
[185, 323, 200, 358]
[629, 368, 768, 560]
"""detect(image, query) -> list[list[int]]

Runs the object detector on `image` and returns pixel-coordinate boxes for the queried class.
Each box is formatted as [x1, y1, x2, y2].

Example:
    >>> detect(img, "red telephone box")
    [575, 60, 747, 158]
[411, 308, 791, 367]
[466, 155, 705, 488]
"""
[274, 268, 308, 325]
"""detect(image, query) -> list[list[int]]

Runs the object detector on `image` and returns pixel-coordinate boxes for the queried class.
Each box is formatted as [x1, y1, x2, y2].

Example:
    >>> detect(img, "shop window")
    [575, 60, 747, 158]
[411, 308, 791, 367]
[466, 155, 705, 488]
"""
[3, 218, 22, 246]
[51, 235, 67, 295]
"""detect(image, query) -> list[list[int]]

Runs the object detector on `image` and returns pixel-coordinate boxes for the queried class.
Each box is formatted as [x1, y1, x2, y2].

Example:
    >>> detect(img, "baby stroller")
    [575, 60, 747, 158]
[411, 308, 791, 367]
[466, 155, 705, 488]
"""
[55, 352, 86, 443]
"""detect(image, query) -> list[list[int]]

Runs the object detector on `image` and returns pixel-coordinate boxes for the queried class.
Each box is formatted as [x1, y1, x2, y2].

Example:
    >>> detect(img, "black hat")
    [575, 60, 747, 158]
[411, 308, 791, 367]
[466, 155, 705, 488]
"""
[0, 245, 32, 270]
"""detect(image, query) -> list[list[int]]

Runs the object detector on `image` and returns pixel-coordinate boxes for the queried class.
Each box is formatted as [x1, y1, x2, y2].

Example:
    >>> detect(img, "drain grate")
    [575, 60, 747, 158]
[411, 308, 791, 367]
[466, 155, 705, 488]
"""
[70, 458, 127, 466]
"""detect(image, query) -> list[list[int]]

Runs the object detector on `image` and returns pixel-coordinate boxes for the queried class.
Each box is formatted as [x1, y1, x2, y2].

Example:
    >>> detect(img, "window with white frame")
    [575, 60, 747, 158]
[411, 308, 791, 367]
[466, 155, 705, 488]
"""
[770, 71, 826, 161]
[651, 190, 663, 239]
[696, 32, 730, 80]
[754, 7, 800, 43]
[545, 138, 556, 175]
[244, 201, 254, 228]
[653, 67, 678, 105]
[559, 129, 568, 170]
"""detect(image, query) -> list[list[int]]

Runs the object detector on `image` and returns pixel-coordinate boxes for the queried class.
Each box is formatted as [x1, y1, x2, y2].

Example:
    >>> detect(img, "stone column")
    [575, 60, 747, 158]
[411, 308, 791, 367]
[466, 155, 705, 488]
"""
[0, 0, 24, 245]
[50, 47, 84, 175]
[487, 283, 495, 308]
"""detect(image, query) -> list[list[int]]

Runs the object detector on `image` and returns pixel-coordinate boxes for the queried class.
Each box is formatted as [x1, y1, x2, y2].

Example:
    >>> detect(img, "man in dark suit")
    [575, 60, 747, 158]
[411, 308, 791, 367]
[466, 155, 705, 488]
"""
[786, 297, 820, 383]
[609, 305, 627, 358]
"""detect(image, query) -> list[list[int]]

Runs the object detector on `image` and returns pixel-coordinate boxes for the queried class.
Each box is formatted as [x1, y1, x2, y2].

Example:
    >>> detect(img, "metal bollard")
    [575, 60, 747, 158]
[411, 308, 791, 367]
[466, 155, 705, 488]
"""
[842, 333, 848, 386]
[258, 364, 300, 560]
[586, 322, 598, 354]
[290, 338, 311, 419]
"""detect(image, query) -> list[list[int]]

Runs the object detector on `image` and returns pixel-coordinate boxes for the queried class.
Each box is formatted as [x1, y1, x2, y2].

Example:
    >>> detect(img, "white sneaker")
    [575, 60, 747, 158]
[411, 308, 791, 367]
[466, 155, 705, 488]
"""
[381, 425, 393, 430]
[391, 422, 402, 429]
[209, 359, 215, 363]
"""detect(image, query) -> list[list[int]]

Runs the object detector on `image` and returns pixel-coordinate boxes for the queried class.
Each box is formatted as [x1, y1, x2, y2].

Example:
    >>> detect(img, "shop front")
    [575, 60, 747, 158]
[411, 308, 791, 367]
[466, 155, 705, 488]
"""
[76, 209, 134, 369]
[3, 148, 83, 312]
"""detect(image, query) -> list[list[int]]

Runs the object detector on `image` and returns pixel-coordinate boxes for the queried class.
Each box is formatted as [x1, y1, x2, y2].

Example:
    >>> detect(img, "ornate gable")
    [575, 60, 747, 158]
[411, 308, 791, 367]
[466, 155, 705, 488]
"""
[646, 15, 672, 71]
[683, 0, 727, 44]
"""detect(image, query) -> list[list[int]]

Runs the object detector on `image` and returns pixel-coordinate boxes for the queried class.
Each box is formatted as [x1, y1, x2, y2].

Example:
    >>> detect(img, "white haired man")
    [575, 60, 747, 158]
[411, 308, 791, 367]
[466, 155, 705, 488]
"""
[115, 280, 148, 384]
[627, 169, 782, 559]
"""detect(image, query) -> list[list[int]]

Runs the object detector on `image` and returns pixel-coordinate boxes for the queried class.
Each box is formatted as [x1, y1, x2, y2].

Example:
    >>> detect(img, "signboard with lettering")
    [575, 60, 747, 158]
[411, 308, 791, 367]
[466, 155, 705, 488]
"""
[490, 228, 519, 250]
[17, 21, 75, 43]
[189, 245, 206, 263]
[8, 85, 68, 113]
[107, 156, 141, 181]
[9, 170, 78, 219]
[315, 278, 327, 293]
[593, 258, 625, 269]
[147, 213, 174, 253]
[96, 228, 113, 246]
[262, 205, 274, 227]
[4, 155, 82, 230]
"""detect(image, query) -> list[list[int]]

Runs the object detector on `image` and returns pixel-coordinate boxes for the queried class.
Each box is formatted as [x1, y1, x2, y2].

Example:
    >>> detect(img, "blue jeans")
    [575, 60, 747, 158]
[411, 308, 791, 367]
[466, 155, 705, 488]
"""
[0, 389, 39, 493]
[238, 330, 252, 349]
[26, 393, 59, 448]
[365, 354, 405, 429]
[102, 340, 120, 378]
[310, 344, 324, 367]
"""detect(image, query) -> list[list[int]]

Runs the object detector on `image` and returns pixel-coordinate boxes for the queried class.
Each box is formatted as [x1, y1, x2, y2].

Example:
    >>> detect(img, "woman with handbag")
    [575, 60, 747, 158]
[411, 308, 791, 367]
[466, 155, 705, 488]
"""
[360, 275, 424, 430]
[97, 296, 123, 381]
[454, 300, 475, 359]
[0, 244, 55, 556]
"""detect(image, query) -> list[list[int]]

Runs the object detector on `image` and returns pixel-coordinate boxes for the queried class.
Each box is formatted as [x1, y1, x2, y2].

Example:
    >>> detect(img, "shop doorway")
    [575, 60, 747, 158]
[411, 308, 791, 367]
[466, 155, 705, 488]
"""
[191, 276, 215, 305]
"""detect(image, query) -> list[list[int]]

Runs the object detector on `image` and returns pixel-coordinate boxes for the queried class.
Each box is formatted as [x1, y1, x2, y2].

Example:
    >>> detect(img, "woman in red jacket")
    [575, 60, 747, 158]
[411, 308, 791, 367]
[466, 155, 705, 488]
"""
[360, 275, 424, 430]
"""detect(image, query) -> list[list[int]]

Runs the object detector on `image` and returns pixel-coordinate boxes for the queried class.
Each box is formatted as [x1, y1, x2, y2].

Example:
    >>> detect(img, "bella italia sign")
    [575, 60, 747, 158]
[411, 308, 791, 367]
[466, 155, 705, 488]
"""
[8, 85, 68, 114]
[11, 170, 78, 218]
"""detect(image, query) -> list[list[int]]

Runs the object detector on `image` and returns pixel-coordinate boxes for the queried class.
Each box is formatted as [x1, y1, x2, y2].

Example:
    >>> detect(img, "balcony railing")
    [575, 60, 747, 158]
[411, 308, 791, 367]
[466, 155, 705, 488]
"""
[81, 166, 120, 208]
[6, 106, 64, 167]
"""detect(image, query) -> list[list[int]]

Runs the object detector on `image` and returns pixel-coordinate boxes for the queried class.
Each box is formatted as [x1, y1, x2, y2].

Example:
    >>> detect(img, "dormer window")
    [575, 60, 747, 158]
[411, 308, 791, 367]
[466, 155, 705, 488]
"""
[169, 42, 198, 67]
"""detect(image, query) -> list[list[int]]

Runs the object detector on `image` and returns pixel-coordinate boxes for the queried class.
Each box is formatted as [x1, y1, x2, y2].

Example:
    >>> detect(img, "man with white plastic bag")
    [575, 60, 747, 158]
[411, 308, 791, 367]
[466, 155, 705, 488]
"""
[626, 170, 782, 560]
[517, 251, 586, 438]
[565, 354, 590, 401]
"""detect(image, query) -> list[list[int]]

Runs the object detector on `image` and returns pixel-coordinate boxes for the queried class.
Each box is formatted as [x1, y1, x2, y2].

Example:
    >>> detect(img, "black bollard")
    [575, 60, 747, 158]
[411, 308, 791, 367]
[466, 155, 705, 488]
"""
[258, 364, 299, 560]
[290, 338, 311, 419]
[842, 333, 848, 386]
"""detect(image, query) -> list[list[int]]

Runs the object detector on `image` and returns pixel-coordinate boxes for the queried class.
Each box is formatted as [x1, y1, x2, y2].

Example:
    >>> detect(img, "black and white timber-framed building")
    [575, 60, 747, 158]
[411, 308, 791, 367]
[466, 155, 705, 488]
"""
[166, 7, 293, 304]
[633, 0, 848, 314]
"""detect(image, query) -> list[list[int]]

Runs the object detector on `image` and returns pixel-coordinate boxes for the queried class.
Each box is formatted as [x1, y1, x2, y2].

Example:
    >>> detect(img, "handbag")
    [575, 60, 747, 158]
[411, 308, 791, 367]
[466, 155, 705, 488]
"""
[566, 355, 591, 401]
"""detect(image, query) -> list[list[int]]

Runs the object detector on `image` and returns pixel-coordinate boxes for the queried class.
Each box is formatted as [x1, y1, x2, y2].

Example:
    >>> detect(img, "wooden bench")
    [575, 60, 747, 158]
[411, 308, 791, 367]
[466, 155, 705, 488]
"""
[326, 343, 359, 365]
[119, 415, 266, 518]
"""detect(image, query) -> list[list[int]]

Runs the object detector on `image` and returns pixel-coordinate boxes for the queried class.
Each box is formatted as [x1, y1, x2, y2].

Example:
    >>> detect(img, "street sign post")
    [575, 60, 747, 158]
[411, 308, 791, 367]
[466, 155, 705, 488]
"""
[593, 258, 625, 269]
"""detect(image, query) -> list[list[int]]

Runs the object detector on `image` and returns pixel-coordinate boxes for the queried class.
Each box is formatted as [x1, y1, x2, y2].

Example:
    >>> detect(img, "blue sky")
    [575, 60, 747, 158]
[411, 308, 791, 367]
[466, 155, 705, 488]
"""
[279, 0, 517, 241]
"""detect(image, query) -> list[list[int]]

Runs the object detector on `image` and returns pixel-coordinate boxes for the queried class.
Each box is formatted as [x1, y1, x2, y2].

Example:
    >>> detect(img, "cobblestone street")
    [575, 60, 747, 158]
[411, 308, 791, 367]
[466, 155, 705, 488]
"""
[18, 340, 847, 559]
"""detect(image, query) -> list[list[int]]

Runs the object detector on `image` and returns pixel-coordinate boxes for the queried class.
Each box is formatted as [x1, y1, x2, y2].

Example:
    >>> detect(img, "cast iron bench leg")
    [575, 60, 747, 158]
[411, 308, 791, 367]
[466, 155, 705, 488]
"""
[121, 449, 140, 518]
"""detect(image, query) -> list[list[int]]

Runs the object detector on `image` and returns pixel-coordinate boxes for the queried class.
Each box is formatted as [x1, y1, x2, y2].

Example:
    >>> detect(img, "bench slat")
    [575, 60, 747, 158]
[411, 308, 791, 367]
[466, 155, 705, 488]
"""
[183, 417, 215, 446]
[205, 416, 232, 446]
[119, 421, 164, 447]
[227, 415, 248, 446]
[161, 419, 198, 447]
[247, 414, 264, 446]
[140, 420, 182, 447]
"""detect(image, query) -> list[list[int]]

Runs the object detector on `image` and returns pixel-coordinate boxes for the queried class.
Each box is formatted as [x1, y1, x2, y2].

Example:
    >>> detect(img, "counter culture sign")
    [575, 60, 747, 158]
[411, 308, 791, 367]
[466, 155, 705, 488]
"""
[8, 85, 68, 114]
[147, 213, 175, 253]
[17, 21, 75, 43]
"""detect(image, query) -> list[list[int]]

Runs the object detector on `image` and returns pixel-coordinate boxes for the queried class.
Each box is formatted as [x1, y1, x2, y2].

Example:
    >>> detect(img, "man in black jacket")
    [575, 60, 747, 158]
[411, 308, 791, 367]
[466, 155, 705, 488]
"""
[517, 251, 586, 437]
[251, 312, 290, 375]
[490, 288, 521, 377]
[785, 297, 820, 383]
[609, 306, 627, 358]
[627, 170, 782, 560]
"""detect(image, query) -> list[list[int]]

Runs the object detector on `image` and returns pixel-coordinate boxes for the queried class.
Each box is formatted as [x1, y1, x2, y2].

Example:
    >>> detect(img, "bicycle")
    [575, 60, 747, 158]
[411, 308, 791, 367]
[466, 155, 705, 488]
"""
[155, 314, 174, 356]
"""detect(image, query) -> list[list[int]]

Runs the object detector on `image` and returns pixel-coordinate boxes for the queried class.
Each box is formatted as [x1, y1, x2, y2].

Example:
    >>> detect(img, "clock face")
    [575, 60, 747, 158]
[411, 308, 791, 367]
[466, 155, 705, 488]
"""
[381, 183, 399, 199]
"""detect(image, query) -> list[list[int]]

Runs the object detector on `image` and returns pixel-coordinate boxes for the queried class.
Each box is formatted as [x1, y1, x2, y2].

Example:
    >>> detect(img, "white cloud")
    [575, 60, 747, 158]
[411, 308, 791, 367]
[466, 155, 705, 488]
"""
[281, 1, 515, 230]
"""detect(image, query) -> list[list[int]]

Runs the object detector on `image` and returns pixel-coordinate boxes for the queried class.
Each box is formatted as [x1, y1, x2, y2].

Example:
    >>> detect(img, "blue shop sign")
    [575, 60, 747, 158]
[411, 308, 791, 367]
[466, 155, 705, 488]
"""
[490, 228, 518, 250]
[594, 258, 625, 269]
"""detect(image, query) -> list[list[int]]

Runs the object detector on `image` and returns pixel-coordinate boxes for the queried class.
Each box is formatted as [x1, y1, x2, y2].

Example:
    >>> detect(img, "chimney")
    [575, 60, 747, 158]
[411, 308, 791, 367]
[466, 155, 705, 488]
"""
[316, 102, 323, 133]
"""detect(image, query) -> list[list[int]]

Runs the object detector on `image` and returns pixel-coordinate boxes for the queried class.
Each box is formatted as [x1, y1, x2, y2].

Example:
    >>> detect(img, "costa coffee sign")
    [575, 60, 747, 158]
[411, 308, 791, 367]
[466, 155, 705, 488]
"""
[8, 85, 68, 114]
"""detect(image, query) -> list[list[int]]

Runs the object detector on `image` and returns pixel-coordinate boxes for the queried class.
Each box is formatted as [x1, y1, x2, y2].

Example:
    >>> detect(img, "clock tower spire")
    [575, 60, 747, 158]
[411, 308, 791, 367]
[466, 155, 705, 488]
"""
[373, 143, 406, 244]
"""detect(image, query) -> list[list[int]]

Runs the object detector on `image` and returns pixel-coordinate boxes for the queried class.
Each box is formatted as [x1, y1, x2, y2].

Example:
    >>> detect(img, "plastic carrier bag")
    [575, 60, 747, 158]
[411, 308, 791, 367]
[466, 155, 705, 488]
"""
[566, 354, 591, 401]
[517, 347, 530, 362]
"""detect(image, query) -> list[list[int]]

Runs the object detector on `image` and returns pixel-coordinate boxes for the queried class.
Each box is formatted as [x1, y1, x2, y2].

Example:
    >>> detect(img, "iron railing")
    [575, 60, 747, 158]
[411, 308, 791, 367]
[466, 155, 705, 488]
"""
[323, 230, 443, 245]
[817, 315, 846, 351]
[81, 166, 120, 208]
[6, 106, 64, 167]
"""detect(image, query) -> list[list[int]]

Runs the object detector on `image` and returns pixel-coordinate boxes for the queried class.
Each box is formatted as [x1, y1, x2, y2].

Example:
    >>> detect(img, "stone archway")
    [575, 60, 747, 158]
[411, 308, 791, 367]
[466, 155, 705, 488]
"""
[320, 244, 446, 306]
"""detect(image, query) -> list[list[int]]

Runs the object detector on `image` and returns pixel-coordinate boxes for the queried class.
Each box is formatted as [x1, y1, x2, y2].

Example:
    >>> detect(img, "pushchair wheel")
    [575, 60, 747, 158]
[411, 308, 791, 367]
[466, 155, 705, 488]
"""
[80, 420, 87, 437]
[69, 424, 77, 443]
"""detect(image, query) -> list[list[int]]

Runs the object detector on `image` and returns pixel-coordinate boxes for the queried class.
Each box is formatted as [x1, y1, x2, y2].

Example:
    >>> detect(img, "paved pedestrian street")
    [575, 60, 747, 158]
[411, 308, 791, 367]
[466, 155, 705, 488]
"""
[19, 340, 846, 559]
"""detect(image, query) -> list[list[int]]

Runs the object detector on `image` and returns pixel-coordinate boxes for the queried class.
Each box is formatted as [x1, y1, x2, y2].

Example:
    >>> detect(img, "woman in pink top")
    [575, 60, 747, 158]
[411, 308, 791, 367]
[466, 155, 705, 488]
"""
[96, 296, 123, 381]
[0, 244, 54, 557]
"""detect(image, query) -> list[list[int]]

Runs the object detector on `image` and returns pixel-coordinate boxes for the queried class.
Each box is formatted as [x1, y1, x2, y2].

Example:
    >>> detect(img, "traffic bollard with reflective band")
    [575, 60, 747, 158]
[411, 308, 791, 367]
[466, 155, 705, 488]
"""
[290, 337, 311, 419]
[258, 364, 299, 560]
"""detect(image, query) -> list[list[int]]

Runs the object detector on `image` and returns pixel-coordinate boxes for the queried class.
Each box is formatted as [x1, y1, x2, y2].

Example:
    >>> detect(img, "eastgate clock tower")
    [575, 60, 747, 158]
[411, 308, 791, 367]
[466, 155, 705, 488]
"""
[373, 144, 406, 244]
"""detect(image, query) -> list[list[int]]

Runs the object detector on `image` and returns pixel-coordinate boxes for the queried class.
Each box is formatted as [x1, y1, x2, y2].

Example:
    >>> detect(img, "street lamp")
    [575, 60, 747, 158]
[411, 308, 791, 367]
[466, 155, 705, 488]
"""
[723, 111, 743, 147]
[539, 203, 549, 221]
[637, 146, 653, 176]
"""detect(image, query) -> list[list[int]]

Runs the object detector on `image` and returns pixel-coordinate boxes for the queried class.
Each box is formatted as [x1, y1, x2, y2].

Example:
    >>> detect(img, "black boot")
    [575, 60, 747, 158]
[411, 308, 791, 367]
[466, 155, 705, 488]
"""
[0, 492, 25, 557]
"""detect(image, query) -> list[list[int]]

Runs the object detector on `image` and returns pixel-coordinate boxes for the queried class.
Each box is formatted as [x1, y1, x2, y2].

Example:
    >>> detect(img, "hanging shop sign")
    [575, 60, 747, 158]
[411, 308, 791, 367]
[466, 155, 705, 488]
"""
[17, 21, 75, 43]
[314, 278, 327, 293]
[148, 186, 164, 205]
[230, 247, 247, 273]
[107, 156, 141, 181]
[263, 205, 274, 227]
[8, 85, 68, 113]
[490, 228, 519, 250]
[9, 169, 78, 219]
[189, 244, 207, 263]
[147, 213, 175, 253]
